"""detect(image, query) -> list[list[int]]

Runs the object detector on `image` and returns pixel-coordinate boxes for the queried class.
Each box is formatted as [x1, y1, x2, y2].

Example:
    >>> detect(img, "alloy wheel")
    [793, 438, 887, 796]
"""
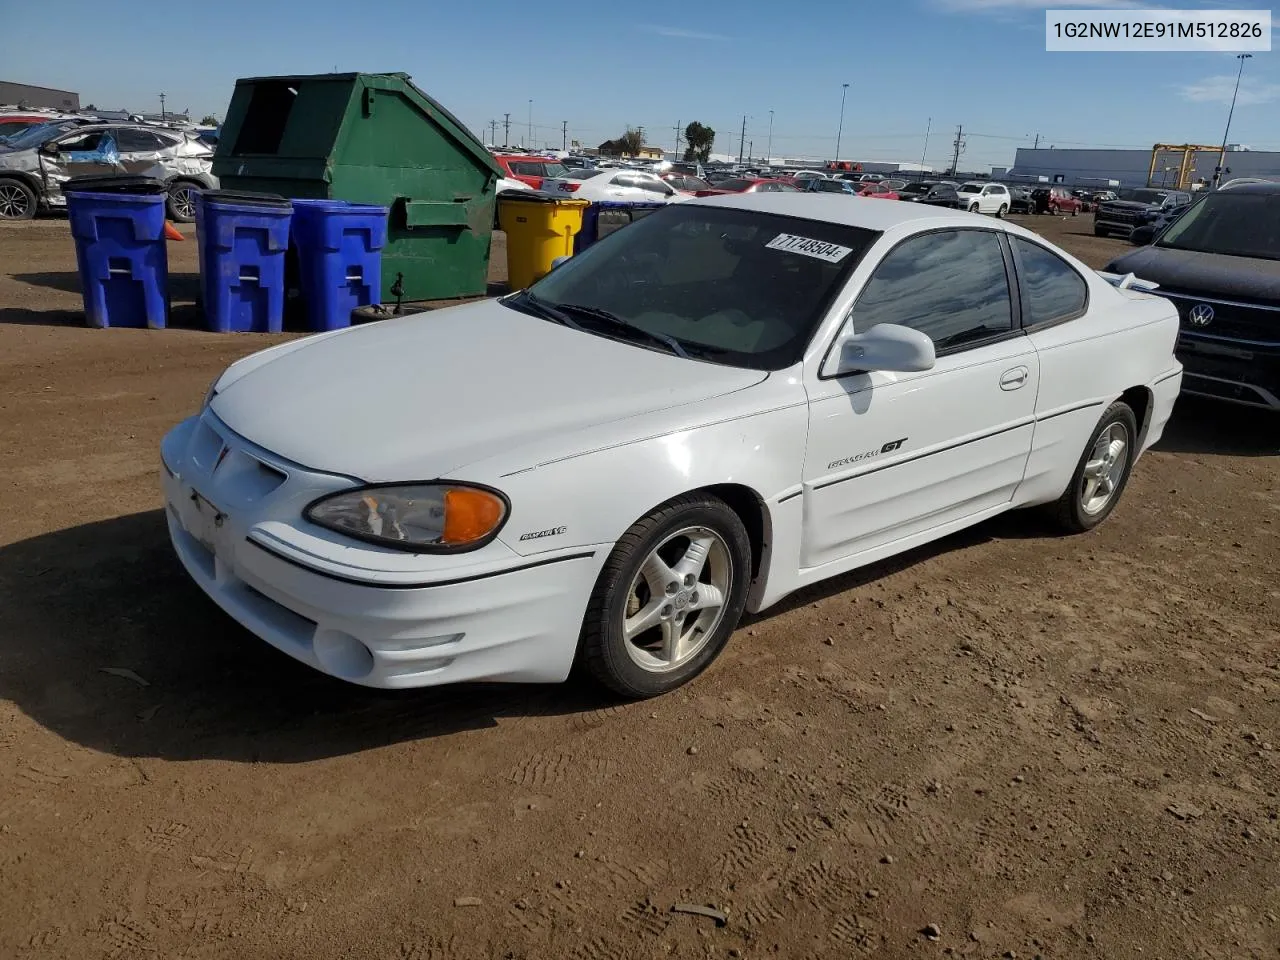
[1080, 421, 1129, 515]
[0, 183, 32, 219]
[621, 525, 733, 673]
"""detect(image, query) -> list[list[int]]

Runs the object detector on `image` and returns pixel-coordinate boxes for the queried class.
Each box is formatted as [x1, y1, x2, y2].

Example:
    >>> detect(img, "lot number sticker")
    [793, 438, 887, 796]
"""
[765, 233, 854, 263]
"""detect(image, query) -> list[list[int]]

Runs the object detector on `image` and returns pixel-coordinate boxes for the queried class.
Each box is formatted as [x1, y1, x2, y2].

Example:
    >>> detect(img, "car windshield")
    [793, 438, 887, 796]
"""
[513, 204, 879, 370]
[899, 182, 932, 194]
[565, 168, 607, 180]
[712, 178, 757, 192]
[539, 162, 570, 178]
[1127, 189, 1169, 204]
[0, 120, 77, 150]
[958, 183, 981, 193]
[1155, 192, 1280, 261]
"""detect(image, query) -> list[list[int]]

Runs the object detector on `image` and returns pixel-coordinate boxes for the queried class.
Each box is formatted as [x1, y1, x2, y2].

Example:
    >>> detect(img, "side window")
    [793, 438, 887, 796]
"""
[57, 131, 107, 152]
[1011, 237, 1088, 326]
[636, 176, 674, 196]
[115, 129, 162, 152]
[509, 161, 543, 177]
[851, 230, 1013, 351]
[611, 173, 640, 188]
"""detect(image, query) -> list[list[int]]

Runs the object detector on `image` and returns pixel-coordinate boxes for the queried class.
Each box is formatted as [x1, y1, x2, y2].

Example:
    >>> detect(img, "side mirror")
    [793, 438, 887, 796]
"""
[40, 142, 60, 155]
[822, 323, 937, 378]
[550, 255, 572, 270]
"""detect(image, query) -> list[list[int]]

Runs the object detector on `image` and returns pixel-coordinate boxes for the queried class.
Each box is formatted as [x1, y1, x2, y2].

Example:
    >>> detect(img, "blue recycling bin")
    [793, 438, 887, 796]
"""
[194, 191, 293, 333]
[574, 201, 668, 254]
[289, 199, 388, 331]
[66, 189, 169, 329]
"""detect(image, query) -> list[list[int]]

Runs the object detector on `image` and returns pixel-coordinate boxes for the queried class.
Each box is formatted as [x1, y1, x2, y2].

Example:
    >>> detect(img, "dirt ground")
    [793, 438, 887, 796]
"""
[1, 211, 1278, 960]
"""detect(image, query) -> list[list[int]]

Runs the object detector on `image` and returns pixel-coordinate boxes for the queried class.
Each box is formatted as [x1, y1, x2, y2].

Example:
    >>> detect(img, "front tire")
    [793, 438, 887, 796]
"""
[1047, 401, 1138, 533]
[968, 203, 980, 213]
[996, 204, 1008, 219]
[580, 493, 752, 699]
[0, 178, 37, 221]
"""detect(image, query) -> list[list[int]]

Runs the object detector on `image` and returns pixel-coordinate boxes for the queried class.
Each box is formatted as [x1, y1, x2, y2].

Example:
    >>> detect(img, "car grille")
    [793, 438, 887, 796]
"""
[1160, 288, 1280, 346]
[1097, 206, 1142, 224]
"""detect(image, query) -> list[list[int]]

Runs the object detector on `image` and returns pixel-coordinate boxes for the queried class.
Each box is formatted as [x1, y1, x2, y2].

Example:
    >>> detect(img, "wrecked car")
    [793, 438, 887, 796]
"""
[0, 121, 217, 222]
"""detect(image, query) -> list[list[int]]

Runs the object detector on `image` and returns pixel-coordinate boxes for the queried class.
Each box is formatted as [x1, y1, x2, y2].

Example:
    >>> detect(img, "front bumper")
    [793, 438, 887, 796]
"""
[161, 412, 605, 688]
[1176, 337, 1280, 411]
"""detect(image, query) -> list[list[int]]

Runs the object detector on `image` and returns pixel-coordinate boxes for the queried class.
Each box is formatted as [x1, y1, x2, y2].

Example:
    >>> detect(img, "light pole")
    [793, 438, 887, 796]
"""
[834, 83, 850, 161]
[1214, 53, 1252, 188]
[766, 110, 774, 166]
[527, 99, 533, 148]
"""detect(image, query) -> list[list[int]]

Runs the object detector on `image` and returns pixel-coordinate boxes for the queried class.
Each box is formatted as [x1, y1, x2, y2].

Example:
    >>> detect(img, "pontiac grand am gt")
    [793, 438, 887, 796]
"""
[161, 194, 1182, 699]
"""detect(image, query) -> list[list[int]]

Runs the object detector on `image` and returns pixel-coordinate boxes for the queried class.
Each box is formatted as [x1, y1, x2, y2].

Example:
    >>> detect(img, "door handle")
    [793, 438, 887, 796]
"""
[1000, 366, 1029, 390]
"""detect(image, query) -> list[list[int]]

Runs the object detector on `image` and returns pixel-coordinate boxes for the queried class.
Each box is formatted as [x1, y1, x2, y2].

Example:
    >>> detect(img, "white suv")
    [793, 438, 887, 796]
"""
[956, 182, 1010, 217]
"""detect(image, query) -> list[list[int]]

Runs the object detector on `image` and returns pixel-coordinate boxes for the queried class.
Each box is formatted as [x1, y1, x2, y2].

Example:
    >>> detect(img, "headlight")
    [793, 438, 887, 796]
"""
[304, 483, 509, 552]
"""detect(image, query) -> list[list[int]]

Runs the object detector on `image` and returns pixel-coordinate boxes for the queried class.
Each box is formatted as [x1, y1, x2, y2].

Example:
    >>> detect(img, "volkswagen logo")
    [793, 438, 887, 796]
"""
[1187, 303, 1215, 327]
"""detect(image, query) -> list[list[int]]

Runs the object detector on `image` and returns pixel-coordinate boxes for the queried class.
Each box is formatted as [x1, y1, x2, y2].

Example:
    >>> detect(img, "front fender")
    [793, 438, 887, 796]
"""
[491, 402, 809, 559]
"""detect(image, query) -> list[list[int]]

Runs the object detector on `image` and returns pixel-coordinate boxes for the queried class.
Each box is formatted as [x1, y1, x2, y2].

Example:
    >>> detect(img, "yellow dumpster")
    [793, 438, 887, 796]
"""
[498, 193, 589, 290]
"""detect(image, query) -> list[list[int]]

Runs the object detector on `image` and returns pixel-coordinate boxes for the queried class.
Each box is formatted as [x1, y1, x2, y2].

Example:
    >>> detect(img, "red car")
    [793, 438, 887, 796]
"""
[493, 154, 571, 190]
[1031, 185, 1083, 216]
[856, 182, 900, 200]
[693, 177, 800, 197]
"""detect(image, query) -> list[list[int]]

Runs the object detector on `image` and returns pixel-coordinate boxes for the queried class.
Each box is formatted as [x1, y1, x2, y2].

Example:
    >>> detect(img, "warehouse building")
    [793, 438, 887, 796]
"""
[0, 81, 80, 111]
[1006, 146, 1280, 190]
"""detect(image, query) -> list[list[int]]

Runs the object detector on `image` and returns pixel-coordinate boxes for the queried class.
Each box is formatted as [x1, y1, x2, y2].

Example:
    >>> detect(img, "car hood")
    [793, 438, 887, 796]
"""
[1100, 200, 1157, 211]
[1104, 245, 1280, 301]
[209, 299, 768, 482]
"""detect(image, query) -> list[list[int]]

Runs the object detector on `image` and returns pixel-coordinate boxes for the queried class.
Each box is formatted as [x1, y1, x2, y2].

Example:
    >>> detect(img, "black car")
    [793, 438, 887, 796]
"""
[1102, 182, 1280, 411]
[1095, 187, 1193, 239]
[1008, 185, 1035, 213]
[1128, 201, 1192, 245]
[897, 181, 962, 207]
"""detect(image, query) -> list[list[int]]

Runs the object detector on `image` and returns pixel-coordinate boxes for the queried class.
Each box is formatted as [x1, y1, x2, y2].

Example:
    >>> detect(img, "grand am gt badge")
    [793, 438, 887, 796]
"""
[828, 438, 907, 471]
[519, 526, 567, 542]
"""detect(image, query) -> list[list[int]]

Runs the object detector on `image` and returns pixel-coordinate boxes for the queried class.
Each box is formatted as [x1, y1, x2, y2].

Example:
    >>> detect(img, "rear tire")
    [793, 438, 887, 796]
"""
[166, 181, 201, 223]
[580, 494, 752, 699]
[996, 204, 1008, 219]
[0, 178, 37, 221]
[1046, 401, 1138, 534]
[1071, 206, 1079, 217]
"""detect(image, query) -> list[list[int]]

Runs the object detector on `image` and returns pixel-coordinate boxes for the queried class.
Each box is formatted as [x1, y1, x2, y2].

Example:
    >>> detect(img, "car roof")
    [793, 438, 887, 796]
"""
[1218, 181, 1280, 194]
[687, 191, 1010, 232]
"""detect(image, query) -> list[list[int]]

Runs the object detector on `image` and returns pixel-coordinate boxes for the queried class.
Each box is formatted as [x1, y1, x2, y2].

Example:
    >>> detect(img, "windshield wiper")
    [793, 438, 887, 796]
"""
[506, 290, 585, 331]
[551, 303, 690, 359]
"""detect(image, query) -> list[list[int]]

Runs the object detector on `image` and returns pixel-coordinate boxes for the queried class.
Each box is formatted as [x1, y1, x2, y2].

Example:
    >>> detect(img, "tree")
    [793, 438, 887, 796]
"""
[616, 128, 645, 157]
[683, 122, 715, 162]
[199, 115, 219, 126]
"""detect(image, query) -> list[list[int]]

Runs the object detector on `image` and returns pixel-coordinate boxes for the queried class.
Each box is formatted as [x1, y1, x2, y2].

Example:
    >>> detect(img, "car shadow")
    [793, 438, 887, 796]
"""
[1155, 396, 1279, 457]
[0, 510, 616, 764]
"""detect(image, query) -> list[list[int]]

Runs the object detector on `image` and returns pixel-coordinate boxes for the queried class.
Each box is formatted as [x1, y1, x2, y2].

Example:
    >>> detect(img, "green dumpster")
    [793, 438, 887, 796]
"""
[211, 72, 502, 302]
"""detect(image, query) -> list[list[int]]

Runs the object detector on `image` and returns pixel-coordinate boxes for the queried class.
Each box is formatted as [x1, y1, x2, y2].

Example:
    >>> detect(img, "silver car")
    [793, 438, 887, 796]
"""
[0, 121, 217, 222]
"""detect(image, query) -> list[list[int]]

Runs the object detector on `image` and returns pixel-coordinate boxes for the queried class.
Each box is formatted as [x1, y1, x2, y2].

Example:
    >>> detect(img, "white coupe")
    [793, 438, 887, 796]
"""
[161, 195, 1182, 699]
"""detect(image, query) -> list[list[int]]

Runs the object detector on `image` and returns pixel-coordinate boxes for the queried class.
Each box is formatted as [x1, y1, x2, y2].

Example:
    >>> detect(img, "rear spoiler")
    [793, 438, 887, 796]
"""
[1096, 270, 1160, 293]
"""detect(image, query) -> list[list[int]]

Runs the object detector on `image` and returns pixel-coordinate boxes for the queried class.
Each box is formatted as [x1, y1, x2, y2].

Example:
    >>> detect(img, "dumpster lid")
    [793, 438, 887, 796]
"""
[63, 175, 168, 196]
[200, 189, 292, 208]
[229, 71, 503, 181]
[498, 189, 586, 204]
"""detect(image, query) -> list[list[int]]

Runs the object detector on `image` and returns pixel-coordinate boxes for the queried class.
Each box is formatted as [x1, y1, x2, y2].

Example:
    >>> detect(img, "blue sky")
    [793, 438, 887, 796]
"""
[4, 0, 1275, 169]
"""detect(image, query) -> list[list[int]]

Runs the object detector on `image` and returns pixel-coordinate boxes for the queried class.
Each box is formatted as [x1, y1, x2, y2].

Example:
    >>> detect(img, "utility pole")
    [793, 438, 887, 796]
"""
[1032, 133, 1041, 150]
[949, 124, 965, 176]
[562, 120, 568, 151]
[674, 121, 682, 158]
[527, 100, 533, 147]
[1215, 53, 1252, 188]
[159, 92, 167, 122]
[503, 113, 511, 148]
[738, 114, 747, 164]
[766, 110, 774, 166]
[489, 120, 497, 146]
[835, 83, 850, 161]
[919, 116, 931, 173]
